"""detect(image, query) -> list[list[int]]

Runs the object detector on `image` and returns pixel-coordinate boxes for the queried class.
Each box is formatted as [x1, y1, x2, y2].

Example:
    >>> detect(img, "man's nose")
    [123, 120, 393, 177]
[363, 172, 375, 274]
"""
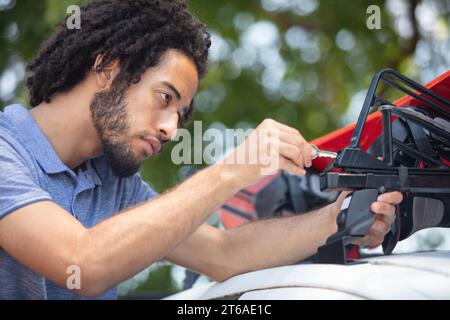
[158, 113, 179, 140]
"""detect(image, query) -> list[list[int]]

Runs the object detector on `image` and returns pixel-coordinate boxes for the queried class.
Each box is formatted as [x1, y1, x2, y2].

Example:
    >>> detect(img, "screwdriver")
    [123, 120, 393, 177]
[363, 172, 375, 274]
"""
[310, 144, 338, 159]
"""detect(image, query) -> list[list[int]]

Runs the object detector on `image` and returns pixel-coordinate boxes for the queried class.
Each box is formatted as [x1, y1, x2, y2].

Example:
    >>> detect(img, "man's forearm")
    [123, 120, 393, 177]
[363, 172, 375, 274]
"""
[78, 163, 243, 295]
[220, 204, 338, 279]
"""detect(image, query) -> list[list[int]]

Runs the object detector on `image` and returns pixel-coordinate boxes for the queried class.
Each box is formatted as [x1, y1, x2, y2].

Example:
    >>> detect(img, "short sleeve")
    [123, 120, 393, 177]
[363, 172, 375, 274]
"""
[0, 137, 52, 219]
[126, 173, 159, 207]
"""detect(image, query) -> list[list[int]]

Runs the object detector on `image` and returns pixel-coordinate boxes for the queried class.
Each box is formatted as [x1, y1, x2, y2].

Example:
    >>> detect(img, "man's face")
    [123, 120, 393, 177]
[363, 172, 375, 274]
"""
[90, 49, 199, 177]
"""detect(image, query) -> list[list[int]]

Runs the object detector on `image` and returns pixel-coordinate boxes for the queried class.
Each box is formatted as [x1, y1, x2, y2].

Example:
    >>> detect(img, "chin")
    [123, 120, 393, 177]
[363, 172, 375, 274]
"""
[111, 162, 141, 178]
[107, 151, 142, 178]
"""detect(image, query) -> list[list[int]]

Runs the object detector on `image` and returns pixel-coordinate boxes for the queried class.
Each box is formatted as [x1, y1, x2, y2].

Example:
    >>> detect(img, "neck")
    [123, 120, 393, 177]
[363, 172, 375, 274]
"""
[30, 83, 103, 170]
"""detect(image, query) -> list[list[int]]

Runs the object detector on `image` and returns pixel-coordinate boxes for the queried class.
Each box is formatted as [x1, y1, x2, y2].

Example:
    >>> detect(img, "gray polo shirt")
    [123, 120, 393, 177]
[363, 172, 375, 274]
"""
[0, 104, 159, 299]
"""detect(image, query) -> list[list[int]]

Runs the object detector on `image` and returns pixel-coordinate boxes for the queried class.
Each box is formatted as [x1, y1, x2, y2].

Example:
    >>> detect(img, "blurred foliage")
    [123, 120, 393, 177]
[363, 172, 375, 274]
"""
[1, 0, 449, 297]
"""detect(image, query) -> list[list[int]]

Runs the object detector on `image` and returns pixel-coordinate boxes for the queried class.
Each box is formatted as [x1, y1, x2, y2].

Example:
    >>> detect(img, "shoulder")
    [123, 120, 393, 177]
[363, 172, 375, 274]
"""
[0, 126, 35, 170]
[0, 129, 52, 219]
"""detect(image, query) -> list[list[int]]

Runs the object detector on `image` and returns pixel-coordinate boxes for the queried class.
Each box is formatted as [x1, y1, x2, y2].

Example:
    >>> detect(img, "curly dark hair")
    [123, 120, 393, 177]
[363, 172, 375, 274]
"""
[26, 0, 211, 107]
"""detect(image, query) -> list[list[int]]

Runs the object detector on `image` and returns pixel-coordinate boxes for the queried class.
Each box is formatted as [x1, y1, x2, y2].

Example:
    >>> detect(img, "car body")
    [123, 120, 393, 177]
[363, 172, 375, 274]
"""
[166, 250, 450, 300]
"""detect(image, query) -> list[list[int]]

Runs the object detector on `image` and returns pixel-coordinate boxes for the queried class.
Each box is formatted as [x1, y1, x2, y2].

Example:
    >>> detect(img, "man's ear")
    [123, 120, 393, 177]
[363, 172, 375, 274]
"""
[93, 54, 121, 90]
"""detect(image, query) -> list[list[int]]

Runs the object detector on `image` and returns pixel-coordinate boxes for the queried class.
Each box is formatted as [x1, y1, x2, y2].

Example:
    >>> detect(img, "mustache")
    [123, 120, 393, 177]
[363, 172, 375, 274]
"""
[140, 133, 170, 154]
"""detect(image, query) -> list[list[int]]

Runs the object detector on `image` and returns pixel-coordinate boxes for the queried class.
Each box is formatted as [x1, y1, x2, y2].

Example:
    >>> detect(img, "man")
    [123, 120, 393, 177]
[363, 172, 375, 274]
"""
[0, 0, 402, 299]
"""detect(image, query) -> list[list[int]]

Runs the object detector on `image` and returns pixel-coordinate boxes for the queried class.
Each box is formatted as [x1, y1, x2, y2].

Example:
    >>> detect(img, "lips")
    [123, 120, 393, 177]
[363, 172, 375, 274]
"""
[142, 138, 161, 156]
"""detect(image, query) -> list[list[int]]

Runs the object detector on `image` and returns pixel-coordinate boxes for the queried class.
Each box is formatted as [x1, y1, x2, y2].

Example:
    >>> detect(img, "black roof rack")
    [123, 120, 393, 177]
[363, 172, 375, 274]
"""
[318, 69, 450, 264]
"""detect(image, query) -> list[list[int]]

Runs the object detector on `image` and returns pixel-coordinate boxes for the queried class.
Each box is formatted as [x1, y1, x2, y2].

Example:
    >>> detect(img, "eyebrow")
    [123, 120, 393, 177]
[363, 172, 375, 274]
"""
[162, 81, 182, 100]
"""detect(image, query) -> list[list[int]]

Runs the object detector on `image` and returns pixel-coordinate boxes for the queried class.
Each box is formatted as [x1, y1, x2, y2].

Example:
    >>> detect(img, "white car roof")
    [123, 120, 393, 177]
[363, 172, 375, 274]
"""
[166, 250, 450, 300]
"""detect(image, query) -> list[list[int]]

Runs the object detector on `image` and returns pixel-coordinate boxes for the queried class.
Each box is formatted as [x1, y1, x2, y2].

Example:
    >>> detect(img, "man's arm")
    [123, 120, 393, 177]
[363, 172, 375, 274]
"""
[165, 204, 337, 282]
[166, 191, 402, 281]
[0, 164, 243, 297]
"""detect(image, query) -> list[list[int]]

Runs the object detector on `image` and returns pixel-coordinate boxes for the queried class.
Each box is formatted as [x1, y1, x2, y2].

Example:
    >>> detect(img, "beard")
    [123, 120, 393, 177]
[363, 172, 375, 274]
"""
[90, 86, 141, 178]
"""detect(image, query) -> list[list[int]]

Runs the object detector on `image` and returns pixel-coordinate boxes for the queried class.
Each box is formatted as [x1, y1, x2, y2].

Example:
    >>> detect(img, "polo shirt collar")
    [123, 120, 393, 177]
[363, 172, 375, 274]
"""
[4, 104, 102, 186]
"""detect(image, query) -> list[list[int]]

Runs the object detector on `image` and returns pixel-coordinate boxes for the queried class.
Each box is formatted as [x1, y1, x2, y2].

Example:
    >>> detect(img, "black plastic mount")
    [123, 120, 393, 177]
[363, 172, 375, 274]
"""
[317, 238, 365, 265]
[317, 189, 379, 265]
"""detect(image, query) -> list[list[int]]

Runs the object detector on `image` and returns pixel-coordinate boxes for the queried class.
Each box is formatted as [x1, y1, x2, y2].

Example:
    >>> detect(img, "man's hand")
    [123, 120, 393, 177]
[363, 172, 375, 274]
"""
[220, 118, 314, 186]
[332, 191, 403, 248]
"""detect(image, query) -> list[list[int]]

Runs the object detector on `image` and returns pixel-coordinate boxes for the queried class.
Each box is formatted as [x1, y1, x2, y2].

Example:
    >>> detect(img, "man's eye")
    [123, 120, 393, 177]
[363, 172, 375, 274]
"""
[159, 92, 172, 105]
